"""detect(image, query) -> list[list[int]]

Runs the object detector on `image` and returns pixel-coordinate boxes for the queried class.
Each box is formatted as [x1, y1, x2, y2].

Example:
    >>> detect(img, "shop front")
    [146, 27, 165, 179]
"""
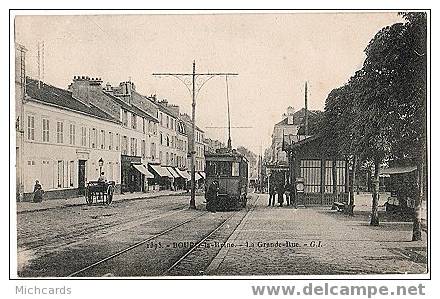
[121, 155, 142, 193]
[148, 164, 174, 190]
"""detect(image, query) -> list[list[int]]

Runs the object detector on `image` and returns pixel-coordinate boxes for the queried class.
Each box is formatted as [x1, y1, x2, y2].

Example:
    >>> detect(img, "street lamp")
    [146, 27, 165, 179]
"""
[98, 158, 104, 176]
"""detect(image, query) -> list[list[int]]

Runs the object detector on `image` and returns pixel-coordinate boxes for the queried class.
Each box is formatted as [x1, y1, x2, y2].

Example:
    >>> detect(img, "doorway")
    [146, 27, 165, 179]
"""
[78, 160, 86, 195]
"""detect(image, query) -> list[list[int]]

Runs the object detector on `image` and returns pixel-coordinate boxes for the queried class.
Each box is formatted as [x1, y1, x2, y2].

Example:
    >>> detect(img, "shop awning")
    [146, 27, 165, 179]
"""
[149, 164, 173, 178]
[165, 167, 181, 178]
[186, 171, 203, 180]
[199, 171, 206, 179]
[379, 166, 417, 175]
[133, 164, 154, 179]
[195, 172, 203, 181]
[176, 168, 191, 180]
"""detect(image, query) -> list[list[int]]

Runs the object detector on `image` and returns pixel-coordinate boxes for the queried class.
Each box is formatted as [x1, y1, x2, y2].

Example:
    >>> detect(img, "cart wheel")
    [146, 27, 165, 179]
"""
[86, 190, 93, 205]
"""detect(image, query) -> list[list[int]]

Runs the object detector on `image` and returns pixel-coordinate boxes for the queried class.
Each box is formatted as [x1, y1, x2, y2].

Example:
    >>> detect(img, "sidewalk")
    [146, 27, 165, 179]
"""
[16, 190, 186, 214]
[207, 194, 427, 275]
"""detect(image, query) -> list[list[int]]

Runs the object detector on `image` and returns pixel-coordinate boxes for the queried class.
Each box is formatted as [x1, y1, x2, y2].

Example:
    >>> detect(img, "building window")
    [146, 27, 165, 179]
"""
[131, 113, 137, 130]
[122, 110, 128, 127]
[27, 115, 35, 141]
[160, 133, 163, 145]
[142, 118, 146, 133]
[300, 160, 321, 193]
[91, 128, 97, 148]
[166, 152, 169, 165]
[108, 162, 114, 181]
[166, 115, 169, 128]
[160, 113, 163, 126]
[130, 138, 137, 156]
[122, 135, 128, 155]
[116, 133, 120, 151]
[57, 160, 64, 188]
[336, 160, 346, 193]
[42, 118, 49, 142]
[109, 132, 113, 150]
[151, 142, 156, 160]
[166, 135, 170, 147]
[100, 130, 105, 149]
[141, 140, 146, 158]
[81, 126, 87, 146]
[69, 124, 76, 145]
[56, 121, 64, 143]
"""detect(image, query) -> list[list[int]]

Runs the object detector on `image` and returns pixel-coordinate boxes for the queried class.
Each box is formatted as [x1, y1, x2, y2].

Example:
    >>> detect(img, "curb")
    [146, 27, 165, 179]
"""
[17, 191, 186, 214]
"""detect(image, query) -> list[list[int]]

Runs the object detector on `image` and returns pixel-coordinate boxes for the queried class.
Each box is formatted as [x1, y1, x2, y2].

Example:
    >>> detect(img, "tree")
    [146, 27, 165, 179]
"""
[318, 12, 427, 230]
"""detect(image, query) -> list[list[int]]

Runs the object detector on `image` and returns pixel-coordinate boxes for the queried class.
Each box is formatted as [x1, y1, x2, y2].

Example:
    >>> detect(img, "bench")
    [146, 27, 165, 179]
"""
[332, 201, 345, 212]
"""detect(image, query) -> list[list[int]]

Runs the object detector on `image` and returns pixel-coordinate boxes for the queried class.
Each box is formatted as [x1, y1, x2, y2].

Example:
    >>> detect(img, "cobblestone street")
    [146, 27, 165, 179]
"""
[16, 193, 427, 277]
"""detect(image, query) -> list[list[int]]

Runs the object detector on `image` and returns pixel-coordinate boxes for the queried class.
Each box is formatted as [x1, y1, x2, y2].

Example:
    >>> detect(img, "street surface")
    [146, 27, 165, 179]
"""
[16, 193, 427, 277]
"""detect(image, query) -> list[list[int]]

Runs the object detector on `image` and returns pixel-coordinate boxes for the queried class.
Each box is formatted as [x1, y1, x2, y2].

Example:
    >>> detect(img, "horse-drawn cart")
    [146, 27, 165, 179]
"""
[85, 181, 115, 205]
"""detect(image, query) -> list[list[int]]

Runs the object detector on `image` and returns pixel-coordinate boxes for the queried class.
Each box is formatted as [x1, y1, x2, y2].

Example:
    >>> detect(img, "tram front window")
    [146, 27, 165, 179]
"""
[207, 161, 233, 177]
[231, 162, 239, 176]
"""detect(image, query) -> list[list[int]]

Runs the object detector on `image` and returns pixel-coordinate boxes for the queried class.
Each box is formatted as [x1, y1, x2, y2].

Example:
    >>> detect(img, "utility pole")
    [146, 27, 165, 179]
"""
[153, 61, 238, 209]
[304, 81, 309, 136]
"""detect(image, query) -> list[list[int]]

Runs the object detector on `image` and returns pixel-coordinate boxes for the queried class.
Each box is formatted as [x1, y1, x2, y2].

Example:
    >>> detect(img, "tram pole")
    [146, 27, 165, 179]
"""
[190, 61, 196, 209]
[152, 62, 238, 210]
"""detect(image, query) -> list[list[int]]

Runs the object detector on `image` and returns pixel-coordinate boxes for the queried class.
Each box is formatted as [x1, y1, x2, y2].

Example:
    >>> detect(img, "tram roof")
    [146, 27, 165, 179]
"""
[205, 148, 248, 162]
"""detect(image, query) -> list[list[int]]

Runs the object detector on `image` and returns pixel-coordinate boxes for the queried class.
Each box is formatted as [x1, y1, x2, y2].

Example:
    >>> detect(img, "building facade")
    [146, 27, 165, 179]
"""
[22, 78, 122, 200]
[264, 106, 319, 189]
[204, 138, 226, 154]
[68, 77, 159, 193]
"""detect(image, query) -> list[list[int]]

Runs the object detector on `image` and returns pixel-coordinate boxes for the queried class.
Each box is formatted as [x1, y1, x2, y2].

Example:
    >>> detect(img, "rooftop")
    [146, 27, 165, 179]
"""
[26, 78, 119, 123]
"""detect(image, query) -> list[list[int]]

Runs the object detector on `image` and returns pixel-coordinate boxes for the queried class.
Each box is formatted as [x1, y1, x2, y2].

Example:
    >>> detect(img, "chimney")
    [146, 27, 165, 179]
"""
[168, 104, 180, 117]
[119, 81, 133, 96]
[68, 75, 103, 106]
[286, 106, 295, 125]
[69, 75, 91, 105]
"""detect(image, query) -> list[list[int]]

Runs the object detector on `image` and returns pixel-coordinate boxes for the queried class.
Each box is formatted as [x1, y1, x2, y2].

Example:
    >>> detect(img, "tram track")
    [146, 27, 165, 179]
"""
[34, 194, 259, 277]
[68, 211, 209, 277]
[18, 201, 190, 259]
[163, 194, 260, 276]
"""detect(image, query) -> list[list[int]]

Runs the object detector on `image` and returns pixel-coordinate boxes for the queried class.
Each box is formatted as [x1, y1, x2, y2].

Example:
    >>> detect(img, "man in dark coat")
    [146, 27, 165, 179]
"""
[277, 183, 285, 207]
[268, 181, 276, 207]
[206, 181, 219, 212]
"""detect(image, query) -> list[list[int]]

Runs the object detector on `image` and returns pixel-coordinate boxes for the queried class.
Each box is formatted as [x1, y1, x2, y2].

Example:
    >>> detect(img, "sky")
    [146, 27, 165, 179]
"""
[15, 12, 403, 154]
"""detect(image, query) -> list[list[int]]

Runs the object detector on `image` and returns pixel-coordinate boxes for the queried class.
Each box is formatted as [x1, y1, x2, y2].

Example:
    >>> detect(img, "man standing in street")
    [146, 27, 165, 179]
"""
[277, 182, 285, 207]
[268, 179, 276, 207]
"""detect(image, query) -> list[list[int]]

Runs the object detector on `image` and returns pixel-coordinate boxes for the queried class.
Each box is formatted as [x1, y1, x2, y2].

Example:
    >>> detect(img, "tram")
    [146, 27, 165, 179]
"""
[205, 148, 248, 211]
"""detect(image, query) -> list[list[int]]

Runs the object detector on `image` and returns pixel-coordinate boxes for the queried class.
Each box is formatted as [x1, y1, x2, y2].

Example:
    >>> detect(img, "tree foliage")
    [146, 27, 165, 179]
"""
[317, 12, 427, 228]
[320, 12, 427, 165]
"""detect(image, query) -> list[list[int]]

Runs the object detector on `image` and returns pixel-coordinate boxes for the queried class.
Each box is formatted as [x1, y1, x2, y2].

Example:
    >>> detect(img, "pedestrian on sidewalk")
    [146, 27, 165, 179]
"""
[32, 180, 44, 203]
[277, 183, 285, 207]
[268, 181, 276, 206]
[284, 183, 291, 206]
